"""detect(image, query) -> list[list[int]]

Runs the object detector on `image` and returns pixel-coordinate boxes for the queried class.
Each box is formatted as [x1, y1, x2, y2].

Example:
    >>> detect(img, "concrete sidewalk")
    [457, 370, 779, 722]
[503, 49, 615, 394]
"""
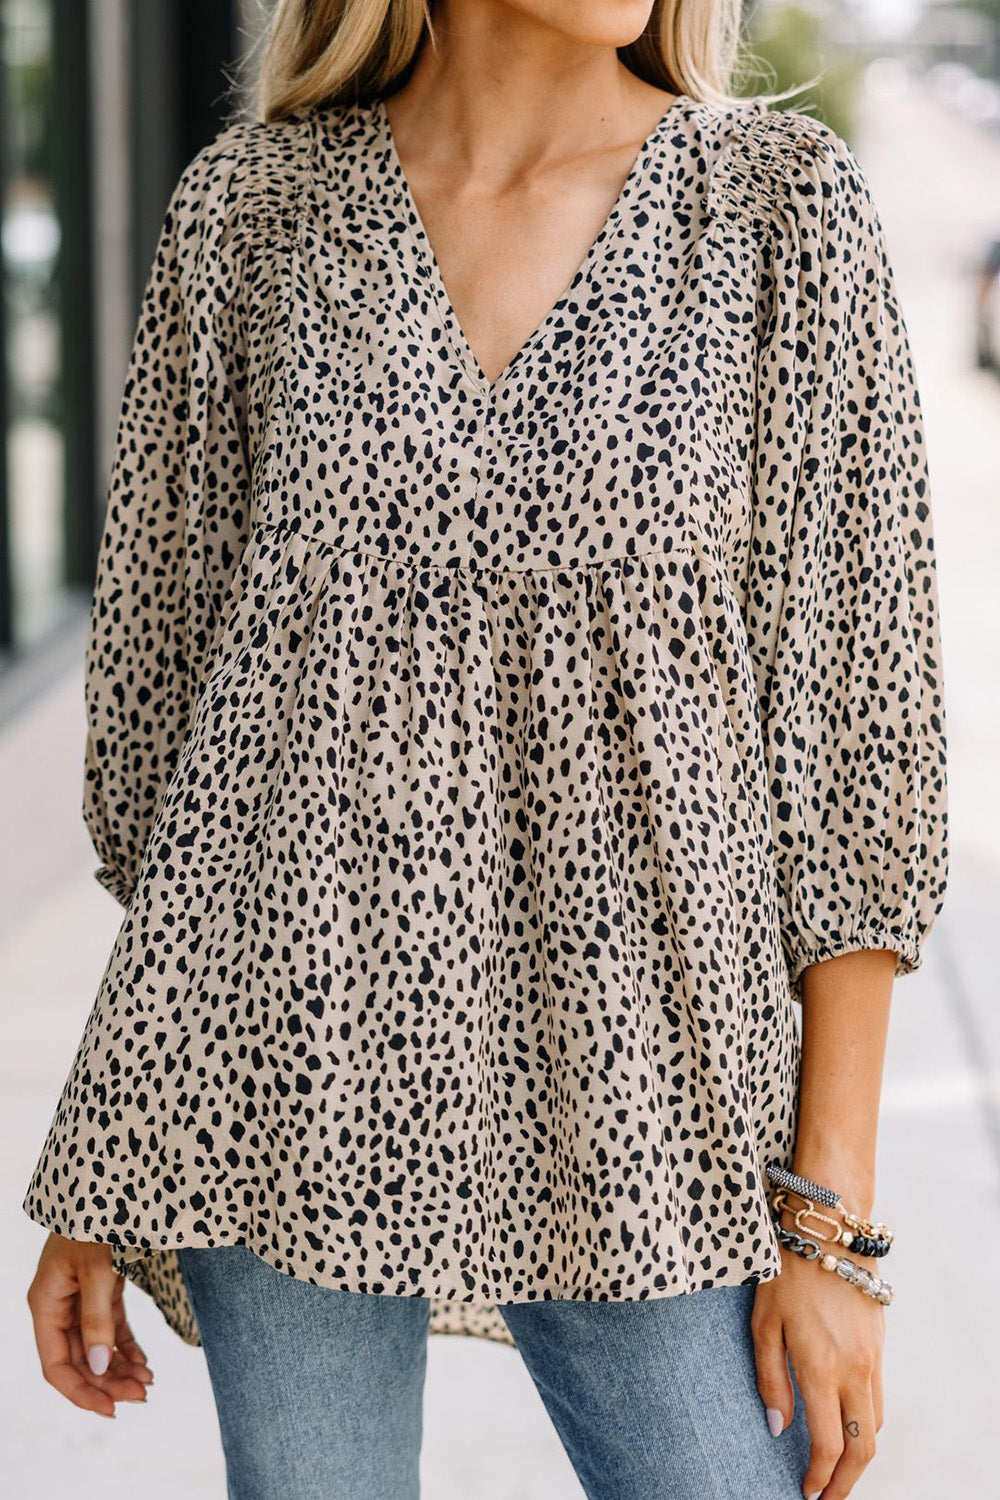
[2, 75, 996, 1499]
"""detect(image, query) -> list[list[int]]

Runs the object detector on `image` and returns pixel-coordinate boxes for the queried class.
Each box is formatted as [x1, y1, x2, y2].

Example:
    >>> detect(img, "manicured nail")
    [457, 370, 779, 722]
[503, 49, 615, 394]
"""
[87, 1345, 110, 1376]
[766, 1406, 785, 1437]
[806, 1492, 822, 1499]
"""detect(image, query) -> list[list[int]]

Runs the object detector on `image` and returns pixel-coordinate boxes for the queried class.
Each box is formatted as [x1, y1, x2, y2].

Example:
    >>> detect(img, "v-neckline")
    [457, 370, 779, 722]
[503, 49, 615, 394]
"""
[373, 90, 690, 396]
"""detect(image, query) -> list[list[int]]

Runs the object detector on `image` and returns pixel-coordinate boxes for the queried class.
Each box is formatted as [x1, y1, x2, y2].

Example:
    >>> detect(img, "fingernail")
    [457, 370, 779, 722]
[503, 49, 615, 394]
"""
[766, 1406, 784, 1436]
[134, 1367, 154, 1383]
[87, 1345, 110, 1376]
[806, 1492, 822, 1499]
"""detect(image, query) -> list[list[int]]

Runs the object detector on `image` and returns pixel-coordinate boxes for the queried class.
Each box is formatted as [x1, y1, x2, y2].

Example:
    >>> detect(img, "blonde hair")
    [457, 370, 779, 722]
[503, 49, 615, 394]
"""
[242, 0, 811, 124]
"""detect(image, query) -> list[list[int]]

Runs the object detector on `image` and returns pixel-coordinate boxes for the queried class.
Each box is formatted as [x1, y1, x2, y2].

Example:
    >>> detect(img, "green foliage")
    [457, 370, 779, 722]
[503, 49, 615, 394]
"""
[735, 1, 867, 144]
[958, 0, 1000, 79]
[962, 0, 1000, 22]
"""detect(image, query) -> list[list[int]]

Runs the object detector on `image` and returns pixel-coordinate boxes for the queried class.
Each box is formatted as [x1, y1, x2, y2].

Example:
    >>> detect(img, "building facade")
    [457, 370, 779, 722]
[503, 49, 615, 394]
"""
[0, 0, 260, 677]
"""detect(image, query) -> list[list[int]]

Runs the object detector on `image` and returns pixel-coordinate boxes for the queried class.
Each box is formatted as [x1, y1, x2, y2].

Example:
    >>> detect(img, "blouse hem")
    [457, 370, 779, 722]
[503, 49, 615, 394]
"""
[23, 1199, 785, 1323]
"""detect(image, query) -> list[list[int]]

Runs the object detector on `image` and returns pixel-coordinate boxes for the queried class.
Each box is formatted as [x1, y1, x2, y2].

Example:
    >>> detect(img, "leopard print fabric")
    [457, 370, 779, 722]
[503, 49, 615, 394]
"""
[22, 92, 949, 1351]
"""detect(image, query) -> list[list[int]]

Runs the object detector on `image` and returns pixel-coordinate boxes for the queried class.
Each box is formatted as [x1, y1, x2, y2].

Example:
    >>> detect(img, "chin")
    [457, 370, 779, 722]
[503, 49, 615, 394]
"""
[499, 0, 658, 49]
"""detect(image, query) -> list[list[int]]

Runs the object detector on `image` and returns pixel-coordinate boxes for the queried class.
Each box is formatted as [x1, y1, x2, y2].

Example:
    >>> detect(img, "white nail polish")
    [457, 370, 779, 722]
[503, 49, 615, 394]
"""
[87, 1344, 110, 1376]
[806, 1491, 823, 1499]
[766, 1406, 784, 1436]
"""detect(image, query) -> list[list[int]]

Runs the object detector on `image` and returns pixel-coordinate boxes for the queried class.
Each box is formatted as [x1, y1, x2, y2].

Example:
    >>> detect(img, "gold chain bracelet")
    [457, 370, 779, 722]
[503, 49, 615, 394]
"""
[768, 1187, 893, 1258]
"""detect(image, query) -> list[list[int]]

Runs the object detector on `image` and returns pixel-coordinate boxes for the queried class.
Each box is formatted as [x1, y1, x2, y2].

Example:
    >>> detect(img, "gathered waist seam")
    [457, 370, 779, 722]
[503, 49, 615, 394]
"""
[248, 514, 731, 580]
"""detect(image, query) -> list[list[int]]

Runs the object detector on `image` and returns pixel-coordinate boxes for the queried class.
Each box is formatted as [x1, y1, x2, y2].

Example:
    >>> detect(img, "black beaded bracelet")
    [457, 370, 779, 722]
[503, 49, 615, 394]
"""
[844, 1232, 891, 1258]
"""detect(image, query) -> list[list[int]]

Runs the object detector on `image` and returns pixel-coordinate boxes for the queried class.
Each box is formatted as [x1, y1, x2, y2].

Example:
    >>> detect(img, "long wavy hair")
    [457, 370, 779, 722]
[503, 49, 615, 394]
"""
[241, 0, 809, 123]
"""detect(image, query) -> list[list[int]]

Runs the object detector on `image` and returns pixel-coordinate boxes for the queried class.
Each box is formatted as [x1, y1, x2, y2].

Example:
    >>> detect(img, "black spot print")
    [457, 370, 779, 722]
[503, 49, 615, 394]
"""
[22, 93, 949, 1350]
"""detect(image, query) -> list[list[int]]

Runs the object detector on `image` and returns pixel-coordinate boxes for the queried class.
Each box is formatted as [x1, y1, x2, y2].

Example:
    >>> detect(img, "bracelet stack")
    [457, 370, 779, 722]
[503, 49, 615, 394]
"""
[765, 1162, 896, 1307]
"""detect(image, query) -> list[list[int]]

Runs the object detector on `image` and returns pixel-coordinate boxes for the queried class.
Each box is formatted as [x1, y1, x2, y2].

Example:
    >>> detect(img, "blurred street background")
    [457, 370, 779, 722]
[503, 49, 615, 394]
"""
[1, 1, 997, 1496]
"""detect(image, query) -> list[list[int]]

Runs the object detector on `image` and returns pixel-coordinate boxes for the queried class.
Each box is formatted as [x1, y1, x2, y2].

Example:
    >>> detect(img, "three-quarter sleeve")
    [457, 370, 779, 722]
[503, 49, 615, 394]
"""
[84, 128, 254, 907]
[744, 118, 949, 1003]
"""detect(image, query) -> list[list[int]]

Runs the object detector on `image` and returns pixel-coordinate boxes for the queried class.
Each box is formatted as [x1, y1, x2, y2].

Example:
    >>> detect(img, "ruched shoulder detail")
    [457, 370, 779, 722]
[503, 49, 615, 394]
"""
[706, 101, 840, 229]
[209, 112, 312, 253]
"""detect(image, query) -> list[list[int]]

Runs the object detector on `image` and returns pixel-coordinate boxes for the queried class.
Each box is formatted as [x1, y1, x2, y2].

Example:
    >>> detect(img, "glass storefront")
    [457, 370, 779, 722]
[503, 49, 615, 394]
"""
[0, 0, 246, 671]
[1, 0, 64, 651]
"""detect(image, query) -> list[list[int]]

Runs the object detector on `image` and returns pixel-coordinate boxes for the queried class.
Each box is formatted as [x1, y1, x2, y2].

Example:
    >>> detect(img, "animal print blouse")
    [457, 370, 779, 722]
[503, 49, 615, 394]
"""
[22, 89, 949, 1350]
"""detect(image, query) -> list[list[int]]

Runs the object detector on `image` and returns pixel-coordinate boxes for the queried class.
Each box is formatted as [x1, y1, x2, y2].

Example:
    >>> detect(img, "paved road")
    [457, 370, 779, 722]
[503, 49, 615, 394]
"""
[2, 74, 996, 1498]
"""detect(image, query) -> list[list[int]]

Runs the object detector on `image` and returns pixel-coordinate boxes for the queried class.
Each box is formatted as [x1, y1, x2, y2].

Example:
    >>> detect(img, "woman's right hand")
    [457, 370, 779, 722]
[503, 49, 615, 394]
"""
[26, 1233, 154, 1417]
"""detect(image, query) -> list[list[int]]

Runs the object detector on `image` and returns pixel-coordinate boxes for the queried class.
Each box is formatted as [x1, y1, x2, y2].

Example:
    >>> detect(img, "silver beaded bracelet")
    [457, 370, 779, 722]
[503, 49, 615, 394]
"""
[766, 1162, 841, 1209]
[820, 1250, 894, 1306]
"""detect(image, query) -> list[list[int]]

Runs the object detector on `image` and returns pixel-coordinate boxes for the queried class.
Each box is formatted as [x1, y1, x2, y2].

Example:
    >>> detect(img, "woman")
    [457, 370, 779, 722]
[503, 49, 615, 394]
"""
[22, 2, 949, 1497]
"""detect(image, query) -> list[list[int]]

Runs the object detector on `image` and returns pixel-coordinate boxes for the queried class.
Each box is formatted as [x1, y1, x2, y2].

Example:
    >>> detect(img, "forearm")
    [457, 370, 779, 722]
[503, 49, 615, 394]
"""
[790, 947, 897, 1218]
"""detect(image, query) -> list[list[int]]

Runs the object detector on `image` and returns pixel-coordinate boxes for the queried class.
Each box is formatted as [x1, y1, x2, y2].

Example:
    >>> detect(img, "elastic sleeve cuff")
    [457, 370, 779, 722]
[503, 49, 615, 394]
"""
[93, 864, 135, 909]
[785, 922, 924, 1004]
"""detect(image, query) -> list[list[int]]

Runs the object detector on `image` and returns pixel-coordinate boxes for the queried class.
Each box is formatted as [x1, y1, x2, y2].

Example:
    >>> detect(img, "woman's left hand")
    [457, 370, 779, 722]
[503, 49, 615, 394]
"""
[751, 1234, 885, 1500]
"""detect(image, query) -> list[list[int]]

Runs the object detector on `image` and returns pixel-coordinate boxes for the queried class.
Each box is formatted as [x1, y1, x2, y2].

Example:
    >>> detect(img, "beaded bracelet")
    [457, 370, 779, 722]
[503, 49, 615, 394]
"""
[769, 1187, 892, 1259]
[769, 1207, 895, 1306]
[766, 1163, 840, 1209]
[765, 1162, 894, 1247]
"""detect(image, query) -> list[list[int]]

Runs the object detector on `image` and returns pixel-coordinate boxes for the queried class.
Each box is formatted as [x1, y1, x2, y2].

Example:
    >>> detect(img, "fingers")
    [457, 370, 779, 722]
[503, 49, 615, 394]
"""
[798, 1360, 880, 1500]
[112, 1293, 154, 1385]
[27, 1234, 152, 1418]
[797, 1361, 846, 1499]
[751, 1300, 795, 1437]
[113, 1307, 153, 1381]
[818, 1370, 879, 1500]
[67, 1325, 148, 1405]
[108, 1348, 153, 1388]
[871, 1359, 884, 1432]
[27, 1258, 117, 1418]
[77, 1259, 119, 1379]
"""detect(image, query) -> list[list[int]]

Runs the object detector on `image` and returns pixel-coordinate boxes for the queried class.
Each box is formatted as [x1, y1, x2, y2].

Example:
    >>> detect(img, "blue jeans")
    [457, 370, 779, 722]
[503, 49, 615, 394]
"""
[177, 1244, 812, 1499]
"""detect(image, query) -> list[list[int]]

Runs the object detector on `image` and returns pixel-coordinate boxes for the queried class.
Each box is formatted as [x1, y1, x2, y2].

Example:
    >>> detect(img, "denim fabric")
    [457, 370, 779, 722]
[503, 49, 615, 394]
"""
[178, 1244, 813, 1499]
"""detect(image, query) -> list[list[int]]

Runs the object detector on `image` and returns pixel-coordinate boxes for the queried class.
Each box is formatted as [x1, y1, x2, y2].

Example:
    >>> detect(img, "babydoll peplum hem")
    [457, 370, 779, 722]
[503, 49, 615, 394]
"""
[22, 516, 800, 1348]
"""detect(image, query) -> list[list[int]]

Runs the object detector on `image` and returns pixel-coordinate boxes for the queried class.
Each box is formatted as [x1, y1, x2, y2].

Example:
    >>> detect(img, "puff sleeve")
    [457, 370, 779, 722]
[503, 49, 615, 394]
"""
[83, 128, 255, 907]
[745, 117, 950, 1003]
